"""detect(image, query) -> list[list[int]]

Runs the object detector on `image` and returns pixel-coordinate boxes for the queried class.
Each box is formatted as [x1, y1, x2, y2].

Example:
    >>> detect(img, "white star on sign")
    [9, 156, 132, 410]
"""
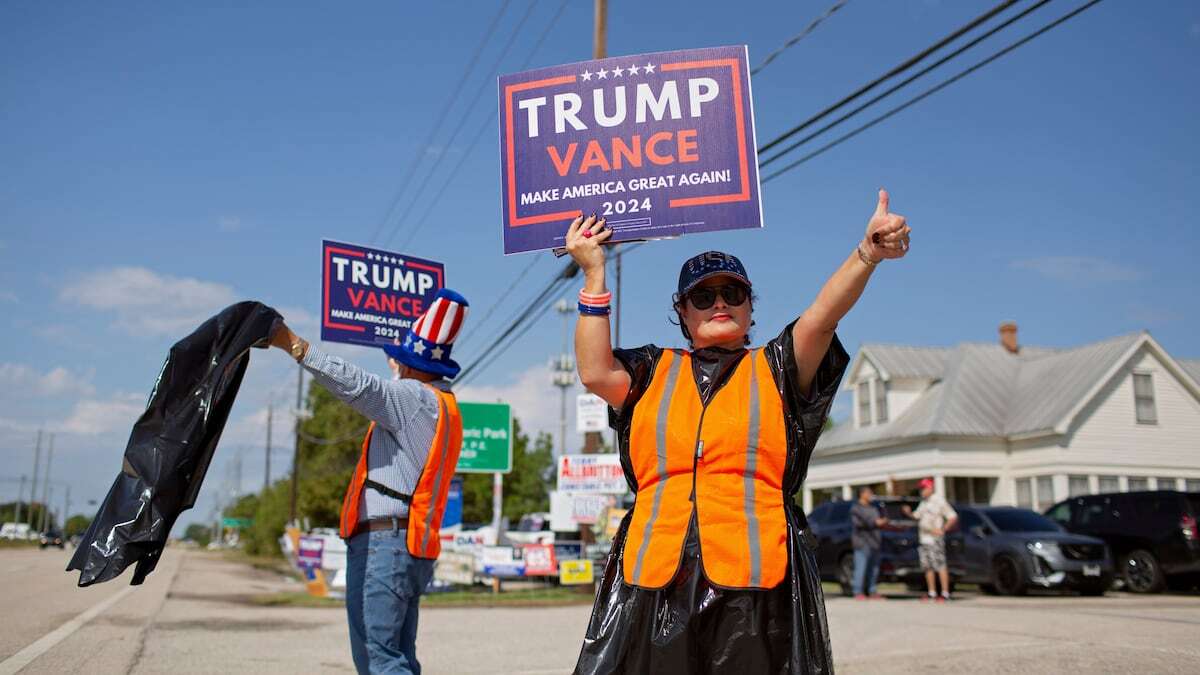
[404, 334, 413, 347]
[412, 341, 426, 355]
[612, 66, 624, 77]
[431, 346, 445, 361]
[597, 67, 608, 79]
[627, 64, 640, 75]
[644, 62, 656, 74]
[366, 253, 374, 260]
[581, 69, 592, 81]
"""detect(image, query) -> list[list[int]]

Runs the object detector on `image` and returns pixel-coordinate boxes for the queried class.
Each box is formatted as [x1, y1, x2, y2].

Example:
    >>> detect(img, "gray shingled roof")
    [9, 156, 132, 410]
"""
[1182, 359, 1200, 387]
[816, 332, 1146, 454]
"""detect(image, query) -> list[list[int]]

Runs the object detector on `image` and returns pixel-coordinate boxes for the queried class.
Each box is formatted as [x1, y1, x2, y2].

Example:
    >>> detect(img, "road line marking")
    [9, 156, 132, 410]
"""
[0, 585, 135, 675]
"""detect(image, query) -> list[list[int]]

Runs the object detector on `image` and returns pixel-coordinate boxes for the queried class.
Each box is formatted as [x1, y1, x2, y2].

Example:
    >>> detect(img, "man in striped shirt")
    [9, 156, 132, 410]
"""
[270, 288, 468, 674]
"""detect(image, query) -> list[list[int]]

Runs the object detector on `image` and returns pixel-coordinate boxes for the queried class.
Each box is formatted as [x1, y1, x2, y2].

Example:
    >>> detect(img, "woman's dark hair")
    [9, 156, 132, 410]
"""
[669, 284, 756, 347]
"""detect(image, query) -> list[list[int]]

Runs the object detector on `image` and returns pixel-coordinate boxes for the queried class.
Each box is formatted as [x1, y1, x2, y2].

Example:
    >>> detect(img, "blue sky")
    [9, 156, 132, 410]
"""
[2, 1, 1197, 531]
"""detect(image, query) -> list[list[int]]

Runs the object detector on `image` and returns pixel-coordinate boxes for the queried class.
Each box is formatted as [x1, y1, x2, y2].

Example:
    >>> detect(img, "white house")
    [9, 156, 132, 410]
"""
[803, 323, 1200, 513]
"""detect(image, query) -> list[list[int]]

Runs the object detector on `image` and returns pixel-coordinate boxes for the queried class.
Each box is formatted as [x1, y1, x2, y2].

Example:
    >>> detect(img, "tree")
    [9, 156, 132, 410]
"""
[459, 417, 554, 525]
[63, 514, 92, 538]
[183, 523, 212, 547]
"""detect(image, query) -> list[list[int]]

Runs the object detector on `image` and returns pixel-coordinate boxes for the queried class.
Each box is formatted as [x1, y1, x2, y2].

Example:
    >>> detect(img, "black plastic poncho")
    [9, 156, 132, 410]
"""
[68, 301, 282, 587]
[574, 322, 848, 674]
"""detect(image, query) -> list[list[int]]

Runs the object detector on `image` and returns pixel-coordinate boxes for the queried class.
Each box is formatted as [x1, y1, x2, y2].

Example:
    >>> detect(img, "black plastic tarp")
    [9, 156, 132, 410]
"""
[68, 301, 282, 587]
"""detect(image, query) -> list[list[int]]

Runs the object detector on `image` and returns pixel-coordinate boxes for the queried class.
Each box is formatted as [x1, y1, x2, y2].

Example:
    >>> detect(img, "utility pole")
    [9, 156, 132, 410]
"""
[40, 434, 54, 533]
[593, 0, 607, 60]
[15, 475, 25, 525]
[45, 486, 54, 532]
[264, 402, 273, 492]
[289, 364, 304, 525]
[552, 299, 575, 458]
[28, 430, 41, 530]
[62, 484, 70, 528]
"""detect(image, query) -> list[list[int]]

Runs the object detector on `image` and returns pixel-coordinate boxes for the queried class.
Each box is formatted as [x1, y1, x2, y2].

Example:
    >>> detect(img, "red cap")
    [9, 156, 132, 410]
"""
[918, 478, 935, 490]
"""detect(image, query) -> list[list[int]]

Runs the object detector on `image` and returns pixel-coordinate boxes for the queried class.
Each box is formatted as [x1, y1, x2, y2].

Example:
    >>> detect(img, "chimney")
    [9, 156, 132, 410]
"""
[999, 322, 1019, 354]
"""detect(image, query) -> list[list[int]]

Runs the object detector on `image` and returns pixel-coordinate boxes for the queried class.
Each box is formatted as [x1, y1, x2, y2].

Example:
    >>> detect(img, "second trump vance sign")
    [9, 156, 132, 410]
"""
[499, 45, 763, 254]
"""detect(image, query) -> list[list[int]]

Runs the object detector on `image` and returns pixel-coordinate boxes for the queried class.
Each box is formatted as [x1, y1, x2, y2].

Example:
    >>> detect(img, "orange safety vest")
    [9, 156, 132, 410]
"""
[338, 386, 463, 560]
[623, 348, 789, 589]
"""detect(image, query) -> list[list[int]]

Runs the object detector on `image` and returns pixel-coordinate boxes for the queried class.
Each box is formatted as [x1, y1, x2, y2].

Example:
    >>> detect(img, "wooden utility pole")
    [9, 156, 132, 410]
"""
[289, 365, 303, 524]
[583, 0, 609, 456]
[593, 0, 607, 60]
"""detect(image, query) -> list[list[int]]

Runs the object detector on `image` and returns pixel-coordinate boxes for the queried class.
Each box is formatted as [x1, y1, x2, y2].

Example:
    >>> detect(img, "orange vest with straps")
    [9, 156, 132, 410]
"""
[623, 348, 789, 589]
[338, 386, 463, 560]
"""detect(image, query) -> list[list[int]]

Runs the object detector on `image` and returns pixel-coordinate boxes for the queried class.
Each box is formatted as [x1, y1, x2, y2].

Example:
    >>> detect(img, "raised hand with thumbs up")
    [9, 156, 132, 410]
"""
[862, 188, 911, 262]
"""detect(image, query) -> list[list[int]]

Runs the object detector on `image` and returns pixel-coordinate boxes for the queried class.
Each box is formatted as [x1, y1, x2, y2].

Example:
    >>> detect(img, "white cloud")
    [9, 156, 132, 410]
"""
[1009, 256, 1142, 284]
[457, 363, 580, 454]
[60, 393, 146, 435]
[60, 267, 238, 336]
[218, 216, 242, 232]
[0, 363, 96, 397]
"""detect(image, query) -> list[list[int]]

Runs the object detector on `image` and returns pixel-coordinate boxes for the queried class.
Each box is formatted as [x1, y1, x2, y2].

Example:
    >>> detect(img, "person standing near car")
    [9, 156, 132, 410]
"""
[904, 477, 957, 602]
[851, 486, 888, 600]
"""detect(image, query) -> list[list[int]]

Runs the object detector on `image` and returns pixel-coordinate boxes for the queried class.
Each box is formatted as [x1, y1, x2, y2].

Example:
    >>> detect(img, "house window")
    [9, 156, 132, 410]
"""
[1098, 475, 1120, 494]
[1154, 477, 1178, 491]
[1133, 373, 1157, 424]
[1036, 476, 1054, 510]
[857, 381, 871, 427]
[1128, 477, 1149, 492]
[1069, 475, 1090, 497]
[874, 380, 888, 423]
[971, 477, 992, 504]
[1186, 479, 1200, 492]
[1016, 478, 1033, 508]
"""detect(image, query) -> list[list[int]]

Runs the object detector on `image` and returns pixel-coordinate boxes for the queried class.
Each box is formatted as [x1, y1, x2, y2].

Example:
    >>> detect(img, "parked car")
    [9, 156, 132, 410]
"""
[39, 530, 65, 549]
[808, 497, 921, 595]
[1044, 490, 1200, 593]
[947, 505, 1112, 596]
[505, 512, 555, 545]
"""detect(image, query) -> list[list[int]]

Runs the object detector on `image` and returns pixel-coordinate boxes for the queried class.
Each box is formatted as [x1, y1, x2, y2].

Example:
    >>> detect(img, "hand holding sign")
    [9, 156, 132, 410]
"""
[565, 214, 613, 275]
[864, 189, 911, 261]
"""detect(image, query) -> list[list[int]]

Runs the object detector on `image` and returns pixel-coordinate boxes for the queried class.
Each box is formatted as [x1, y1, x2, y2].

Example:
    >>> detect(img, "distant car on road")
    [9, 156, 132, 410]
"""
[808, 497, 921, 595]
[39, 530, 65, 549]
[1045, 490, 1200, 593]
[947, 505, 1112, 596]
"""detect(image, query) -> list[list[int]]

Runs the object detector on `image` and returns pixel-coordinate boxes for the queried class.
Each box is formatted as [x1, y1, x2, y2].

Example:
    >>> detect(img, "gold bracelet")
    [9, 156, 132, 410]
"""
[856, 242, 879, 267]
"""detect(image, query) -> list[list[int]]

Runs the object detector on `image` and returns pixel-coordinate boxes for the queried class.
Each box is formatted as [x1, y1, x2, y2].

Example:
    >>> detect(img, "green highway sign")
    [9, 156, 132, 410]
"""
[457, 402, 512, 473]
[221, 517, 252, 528]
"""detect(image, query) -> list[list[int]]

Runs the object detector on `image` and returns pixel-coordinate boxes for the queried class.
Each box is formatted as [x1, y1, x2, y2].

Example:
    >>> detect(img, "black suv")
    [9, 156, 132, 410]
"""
[39, 530, 65, 549]
[808, 497, 920, 594]
[1045, 491, 1200, 593]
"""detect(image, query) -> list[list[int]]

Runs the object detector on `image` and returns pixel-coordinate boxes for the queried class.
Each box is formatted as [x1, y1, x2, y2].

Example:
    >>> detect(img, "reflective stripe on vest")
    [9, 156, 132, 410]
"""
[338, 387, 463, 561]
[622, 348, 788, 589]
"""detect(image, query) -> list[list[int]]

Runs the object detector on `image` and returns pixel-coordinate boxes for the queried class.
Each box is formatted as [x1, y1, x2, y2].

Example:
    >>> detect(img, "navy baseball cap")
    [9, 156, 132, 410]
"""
[677, 251, 752, 296]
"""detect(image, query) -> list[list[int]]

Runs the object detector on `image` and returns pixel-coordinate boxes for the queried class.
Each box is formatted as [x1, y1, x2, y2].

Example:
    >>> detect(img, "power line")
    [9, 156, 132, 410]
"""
[760, 0, 1055, 168]
[396, 0, 571, 252]
[762, 0, 1105, 184]
[366, 0, 513, 244]
[454, 254, 544, 352]
[380, 0, 541, 248]
[752, 0, 849, 75]
[756, 0, 1019, 156]
[455, 262, 579, 386]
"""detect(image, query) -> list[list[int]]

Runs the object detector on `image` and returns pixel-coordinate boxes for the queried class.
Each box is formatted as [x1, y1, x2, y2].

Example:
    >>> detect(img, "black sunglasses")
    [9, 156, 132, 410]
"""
[685, 284, 749, 310]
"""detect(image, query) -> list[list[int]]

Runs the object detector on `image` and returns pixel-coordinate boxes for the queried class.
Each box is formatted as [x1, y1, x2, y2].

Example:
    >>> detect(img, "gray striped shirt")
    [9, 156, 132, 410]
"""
[302, 346, 446, 520]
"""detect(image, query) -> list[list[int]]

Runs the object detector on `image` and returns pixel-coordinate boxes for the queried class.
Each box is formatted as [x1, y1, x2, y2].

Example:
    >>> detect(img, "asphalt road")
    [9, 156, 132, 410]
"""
[3, 546, 1199, 674]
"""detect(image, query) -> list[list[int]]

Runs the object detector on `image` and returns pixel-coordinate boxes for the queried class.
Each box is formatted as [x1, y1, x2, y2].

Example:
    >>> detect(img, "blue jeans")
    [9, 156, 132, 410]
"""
[346, 529, 436, 674]
[852, 546, 881, 596]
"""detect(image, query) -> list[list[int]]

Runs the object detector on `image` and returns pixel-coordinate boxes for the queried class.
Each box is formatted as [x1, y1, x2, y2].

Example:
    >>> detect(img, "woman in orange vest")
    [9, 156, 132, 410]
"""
[567, 190, 911, 673]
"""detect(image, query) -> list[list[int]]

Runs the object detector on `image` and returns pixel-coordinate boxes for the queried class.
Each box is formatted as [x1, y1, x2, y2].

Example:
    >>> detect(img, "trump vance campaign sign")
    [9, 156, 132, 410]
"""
[320, 239, 445, 347]
[498, 45, 762, 254]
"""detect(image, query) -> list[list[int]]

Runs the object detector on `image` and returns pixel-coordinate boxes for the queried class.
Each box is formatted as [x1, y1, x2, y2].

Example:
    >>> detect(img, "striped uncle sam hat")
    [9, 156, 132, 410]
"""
[383, 288, 469, 379]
